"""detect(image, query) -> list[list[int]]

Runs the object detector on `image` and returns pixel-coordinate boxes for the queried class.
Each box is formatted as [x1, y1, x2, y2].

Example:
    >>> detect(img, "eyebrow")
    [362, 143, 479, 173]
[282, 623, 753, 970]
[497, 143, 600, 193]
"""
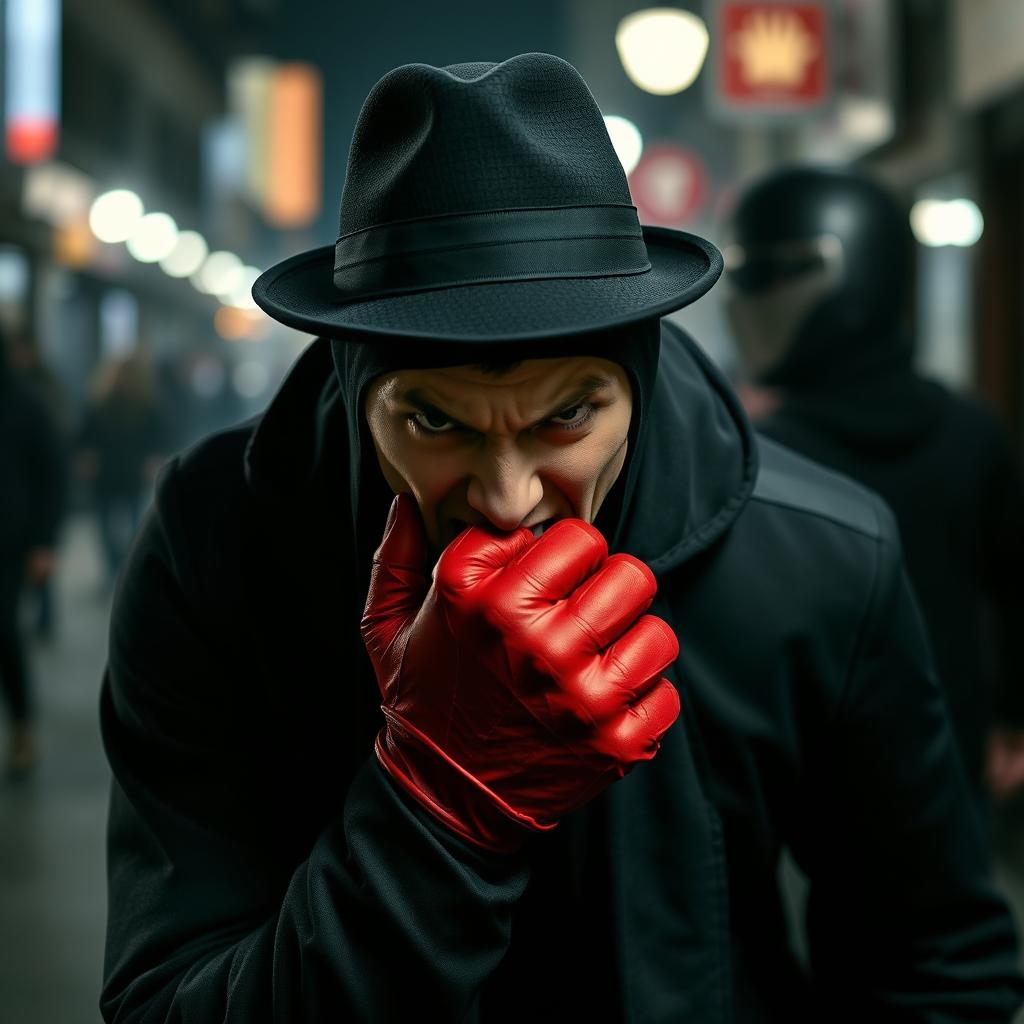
[397, 373, 616, 430]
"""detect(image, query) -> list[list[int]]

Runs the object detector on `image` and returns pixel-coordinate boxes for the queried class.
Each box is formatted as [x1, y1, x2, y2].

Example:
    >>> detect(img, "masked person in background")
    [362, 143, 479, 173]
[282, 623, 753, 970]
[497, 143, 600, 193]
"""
[100, 56, 1024, 1023]
[723, 165, 1024, 813]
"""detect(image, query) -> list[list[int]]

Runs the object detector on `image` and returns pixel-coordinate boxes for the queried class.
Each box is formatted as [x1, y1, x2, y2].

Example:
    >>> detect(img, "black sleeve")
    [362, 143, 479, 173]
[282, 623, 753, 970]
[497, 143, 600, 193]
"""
[100, 455, 529, 1022]
[793, 503, 1024, 1022]
[980, 436, 1024, 727]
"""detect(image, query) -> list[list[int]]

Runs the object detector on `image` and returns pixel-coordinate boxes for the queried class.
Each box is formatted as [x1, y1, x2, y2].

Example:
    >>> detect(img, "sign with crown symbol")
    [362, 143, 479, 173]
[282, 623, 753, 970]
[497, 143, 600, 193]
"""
[709, 1, 832, 117]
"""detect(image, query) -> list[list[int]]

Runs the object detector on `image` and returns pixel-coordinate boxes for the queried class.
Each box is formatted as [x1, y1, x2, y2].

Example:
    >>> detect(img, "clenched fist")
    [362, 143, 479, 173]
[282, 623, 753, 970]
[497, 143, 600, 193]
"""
[361, 493, 681, 854]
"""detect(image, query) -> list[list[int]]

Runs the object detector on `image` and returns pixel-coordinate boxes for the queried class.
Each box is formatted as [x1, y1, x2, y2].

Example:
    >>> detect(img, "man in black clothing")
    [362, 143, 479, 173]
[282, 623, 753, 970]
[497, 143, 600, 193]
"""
[723, 165, 1024, 801]
[100, 56, 1024, 1021]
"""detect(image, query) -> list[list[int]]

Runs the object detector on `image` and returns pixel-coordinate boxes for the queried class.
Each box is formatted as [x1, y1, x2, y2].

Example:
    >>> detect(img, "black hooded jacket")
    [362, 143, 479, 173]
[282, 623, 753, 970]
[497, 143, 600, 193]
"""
[755, 337, 1024, 784]
[100, 320, 1024, 1022]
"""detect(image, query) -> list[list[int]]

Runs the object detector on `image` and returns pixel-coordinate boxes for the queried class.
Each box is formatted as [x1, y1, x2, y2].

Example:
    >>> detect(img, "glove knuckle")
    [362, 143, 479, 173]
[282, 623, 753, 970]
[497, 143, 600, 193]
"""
[636, 614, 680, 664]
[558, 518, 608, 559]
[558, 671, 616, 724]
[608, 552, 657, 594]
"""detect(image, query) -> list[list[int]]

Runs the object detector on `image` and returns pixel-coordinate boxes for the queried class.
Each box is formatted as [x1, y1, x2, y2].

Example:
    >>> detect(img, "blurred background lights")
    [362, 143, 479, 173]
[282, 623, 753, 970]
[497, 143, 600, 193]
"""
[214, 304, 268, 341]
[125, 211, 178, 263]
[232, 359, 270, 397]
[0, 246, 30, 301]
[615, 8, 709, 95]
[88, 189, 143, 243]
[910, 198, 984, 247]
[214, 305, 250, 340]
[159, 230, 208, 278]
[190, 354, 227, 398]
[193, 249, 242, 294]
[604, 115, 643, 175]
[221, 264, 261, 309]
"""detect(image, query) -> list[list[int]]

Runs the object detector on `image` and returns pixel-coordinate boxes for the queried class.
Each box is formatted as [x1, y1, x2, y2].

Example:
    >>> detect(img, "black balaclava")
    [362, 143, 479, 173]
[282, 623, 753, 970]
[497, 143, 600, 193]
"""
[723, 164, 915, 391]
[329, 317, 662, 604]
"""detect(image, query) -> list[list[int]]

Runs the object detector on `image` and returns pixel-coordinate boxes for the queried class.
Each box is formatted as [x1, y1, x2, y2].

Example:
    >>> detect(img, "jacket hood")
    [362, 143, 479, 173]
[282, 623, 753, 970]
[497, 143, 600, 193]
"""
[766, 332, 948, 454]
[244, 319, 758, 594]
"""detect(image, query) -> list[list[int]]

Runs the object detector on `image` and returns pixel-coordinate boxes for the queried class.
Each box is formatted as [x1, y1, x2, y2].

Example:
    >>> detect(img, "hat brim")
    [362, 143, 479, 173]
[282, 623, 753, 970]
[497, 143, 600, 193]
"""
[252, 225, 722, 343]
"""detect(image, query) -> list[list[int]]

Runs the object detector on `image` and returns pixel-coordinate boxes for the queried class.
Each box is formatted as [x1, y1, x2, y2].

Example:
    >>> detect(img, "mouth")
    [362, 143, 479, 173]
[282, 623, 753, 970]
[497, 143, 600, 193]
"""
[529, 518, 556, 539]
[451, 517, 557, 542]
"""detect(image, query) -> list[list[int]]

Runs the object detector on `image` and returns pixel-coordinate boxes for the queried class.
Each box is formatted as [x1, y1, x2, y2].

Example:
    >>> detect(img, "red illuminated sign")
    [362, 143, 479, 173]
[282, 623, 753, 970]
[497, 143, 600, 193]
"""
[718, 2, 827, 108]
[629, 144, 706, 227]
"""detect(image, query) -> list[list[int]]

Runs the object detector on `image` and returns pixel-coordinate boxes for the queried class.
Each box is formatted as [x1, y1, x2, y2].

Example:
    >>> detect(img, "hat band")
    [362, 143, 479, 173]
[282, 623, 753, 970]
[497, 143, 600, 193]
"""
[332, 203, 651, 303]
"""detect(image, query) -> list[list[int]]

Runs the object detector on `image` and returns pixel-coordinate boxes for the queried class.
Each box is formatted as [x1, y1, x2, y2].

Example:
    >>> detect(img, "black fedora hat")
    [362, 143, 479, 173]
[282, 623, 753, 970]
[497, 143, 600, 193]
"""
[253, 52, 722, 344]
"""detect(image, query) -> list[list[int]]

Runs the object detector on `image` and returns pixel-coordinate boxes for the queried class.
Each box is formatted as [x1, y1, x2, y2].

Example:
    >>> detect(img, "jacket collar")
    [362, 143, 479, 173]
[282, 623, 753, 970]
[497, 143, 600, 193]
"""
[621, 319, 758, 572]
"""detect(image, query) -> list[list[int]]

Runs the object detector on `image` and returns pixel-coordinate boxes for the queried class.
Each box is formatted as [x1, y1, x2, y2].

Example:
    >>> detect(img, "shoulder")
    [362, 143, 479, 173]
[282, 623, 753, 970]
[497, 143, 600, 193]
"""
[150, 421, 256, 540]
[117, 420, 259, 622]
[725, 436, 903, 643]
[166, 417, 256, 486]
[750, 434, 894, 543]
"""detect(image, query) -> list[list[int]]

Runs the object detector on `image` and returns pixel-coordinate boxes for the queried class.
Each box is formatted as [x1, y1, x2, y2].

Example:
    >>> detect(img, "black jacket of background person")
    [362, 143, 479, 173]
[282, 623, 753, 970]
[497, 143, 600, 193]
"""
[755, 336, 1024, 786]
[99, 320, 1024, 1023]
[0, 359, 64, 559]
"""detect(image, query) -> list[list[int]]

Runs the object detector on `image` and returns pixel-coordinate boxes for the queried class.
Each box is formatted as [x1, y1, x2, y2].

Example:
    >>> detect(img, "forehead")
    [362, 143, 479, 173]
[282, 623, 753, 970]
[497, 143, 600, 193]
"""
[371, 355, 626, 403]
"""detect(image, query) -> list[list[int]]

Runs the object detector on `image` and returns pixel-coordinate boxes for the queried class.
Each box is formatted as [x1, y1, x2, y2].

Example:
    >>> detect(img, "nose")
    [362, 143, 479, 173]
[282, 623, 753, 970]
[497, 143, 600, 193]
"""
[465, 447, 544, 533]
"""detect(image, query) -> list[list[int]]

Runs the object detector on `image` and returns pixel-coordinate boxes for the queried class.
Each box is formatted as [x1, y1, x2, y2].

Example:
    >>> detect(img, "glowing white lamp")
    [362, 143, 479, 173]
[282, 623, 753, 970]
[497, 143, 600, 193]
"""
[126, 212, 179, 263]
[944, 199, 984, 247]
[910, 198, 984, 247]
[193, 250, 243, 295]
[616, 8, 709, 96]
[221, 265, 261, 309]
[160, 230, 208, 278]
[89, 189, 143, 244]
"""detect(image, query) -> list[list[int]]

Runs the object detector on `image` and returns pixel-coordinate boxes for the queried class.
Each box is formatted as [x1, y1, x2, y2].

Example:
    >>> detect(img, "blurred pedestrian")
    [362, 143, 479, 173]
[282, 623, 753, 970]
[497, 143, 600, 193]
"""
[8, 329, 71, 641]
[0, 326, 64, 778]
[723, 164, 1024, 811]
[78, 350, 168, 590]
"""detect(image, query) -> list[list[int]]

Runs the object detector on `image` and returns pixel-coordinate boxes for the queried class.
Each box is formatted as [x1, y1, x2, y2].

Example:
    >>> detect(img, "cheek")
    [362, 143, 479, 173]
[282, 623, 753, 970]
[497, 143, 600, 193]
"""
[370, 422, 457, 504]
[543, 420, 630, 496]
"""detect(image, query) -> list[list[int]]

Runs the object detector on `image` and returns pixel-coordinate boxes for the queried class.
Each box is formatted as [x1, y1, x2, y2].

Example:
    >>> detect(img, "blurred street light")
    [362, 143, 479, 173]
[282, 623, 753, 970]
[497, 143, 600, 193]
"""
[126, 212, 179, 263]
[89, 189, 143, 243]
[160, 230, 209, 278]
[616, 8, 709, 95]
[221, 265, 262, 310]
[193, 250, 243, 295]
[910, 198, 984, 247]
[604, 115, 644, 175]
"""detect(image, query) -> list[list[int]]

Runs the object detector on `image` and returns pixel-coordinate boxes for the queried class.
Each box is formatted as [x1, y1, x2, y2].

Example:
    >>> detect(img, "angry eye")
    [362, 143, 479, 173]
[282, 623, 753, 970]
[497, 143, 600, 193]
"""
[408, 402, 596, 436]
[409, 409, 458, 434]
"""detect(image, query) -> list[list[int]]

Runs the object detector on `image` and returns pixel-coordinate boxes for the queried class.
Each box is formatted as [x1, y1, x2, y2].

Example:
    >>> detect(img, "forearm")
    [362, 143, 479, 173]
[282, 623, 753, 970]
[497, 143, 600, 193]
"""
[102, 755, 529, 1022]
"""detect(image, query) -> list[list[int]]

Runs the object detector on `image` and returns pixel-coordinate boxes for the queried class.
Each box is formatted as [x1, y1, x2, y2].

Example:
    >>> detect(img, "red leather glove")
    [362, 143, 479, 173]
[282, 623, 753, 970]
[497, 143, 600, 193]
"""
[361, 493, 681, 854]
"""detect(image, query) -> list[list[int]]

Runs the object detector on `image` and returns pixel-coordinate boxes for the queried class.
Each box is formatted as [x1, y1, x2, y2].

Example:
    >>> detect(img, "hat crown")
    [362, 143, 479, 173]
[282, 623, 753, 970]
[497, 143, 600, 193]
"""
[339, 52, 632, 236]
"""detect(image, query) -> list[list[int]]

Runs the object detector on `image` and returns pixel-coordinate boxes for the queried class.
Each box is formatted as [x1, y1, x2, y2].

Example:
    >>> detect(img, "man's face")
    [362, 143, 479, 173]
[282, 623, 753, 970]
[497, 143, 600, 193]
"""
[364, 355, 633, 561]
